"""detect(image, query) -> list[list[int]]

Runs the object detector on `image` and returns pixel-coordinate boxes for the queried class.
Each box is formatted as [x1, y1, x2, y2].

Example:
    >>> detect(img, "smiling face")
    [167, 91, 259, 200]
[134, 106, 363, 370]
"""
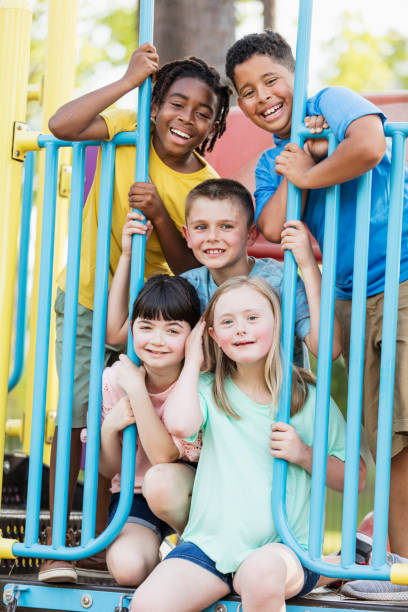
[209, 286, 275, 366]
[234, 54, 294, 139]
[183, 197, 255, 273]
[132, 316, 191, 371]
[151, 77, 218, 163]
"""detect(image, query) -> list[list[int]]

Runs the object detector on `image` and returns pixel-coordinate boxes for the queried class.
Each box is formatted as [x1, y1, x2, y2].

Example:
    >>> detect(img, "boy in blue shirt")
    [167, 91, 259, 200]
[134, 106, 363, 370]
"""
[225, 30, 408, 559]
[180, 178, 342, 366]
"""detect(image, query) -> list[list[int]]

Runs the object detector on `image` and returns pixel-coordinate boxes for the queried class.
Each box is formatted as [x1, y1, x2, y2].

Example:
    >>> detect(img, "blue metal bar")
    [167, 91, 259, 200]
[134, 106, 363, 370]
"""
[24, 144, 59, 546]
[340, 171, 372, 567]
[8, 152, 35, 391]
[273, 0, 314, 557]
[372, 132, 406, 568]
[127, 0, 154, 361]
[81, 142, 120, 543]
[52, 143, 86, 548]
[14, 425, 136, 558]
[308, 133, 340, 559]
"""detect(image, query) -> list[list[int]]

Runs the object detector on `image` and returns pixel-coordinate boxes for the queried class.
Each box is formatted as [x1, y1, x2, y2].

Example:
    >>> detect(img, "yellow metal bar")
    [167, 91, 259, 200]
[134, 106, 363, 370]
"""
[27, 82, 42, 102]
[391, 563, 408, 585]
[0, 537, 17, 559]
[0, 0, 32, 511]
[5, 419, 23, 440]
[23, 0, 78, 462]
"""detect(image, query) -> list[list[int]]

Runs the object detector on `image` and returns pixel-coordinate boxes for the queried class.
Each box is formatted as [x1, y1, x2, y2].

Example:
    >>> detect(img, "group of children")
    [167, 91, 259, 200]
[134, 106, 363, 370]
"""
[38, 27, 408, 612]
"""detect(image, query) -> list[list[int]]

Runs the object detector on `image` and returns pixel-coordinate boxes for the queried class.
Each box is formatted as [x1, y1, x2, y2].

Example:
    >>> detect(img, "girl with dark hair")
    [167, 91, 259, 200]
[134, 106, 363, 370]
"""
[40, 44, 231, 583]
[95, 274, 202, 587]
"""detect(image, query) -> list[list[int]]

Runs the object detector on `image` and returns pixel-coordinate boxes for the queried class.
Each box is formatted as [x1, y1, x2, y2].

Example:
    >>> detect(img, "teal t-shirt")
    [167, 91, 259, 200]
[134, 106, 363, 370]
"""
[182, 373, 346, 574]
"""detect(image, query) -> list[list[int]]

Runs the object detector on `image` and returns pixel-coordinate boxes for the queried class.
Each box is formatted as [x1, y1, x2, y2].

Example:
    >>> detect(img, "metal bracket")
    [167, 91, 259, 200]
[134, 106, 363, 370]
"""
[59, 164, 72, 198]
[12, 122, 41, 162]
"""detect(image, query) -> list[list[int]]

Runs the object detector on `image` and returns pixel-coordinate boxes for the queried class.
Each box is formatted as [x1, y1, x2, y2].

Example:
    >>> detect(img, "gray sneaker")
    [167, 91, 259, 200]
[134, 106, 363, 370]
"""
[341, 553, 408, 601]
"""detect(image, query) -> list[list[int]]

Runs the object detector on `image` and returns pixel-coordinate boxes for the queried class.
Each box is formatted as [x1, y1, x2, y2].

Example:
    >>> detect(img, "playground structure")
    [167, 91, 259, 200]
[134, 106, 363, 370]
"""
[0, 0, 408, 610]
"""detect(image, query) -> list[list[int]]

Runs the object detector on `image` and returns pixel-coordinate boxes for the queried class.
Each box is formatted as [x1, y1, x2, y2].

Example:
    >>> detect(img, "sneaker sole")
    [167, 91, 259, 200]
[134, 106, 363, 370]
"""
[38, 568, 78, 583]
[76, 567, 111, 579]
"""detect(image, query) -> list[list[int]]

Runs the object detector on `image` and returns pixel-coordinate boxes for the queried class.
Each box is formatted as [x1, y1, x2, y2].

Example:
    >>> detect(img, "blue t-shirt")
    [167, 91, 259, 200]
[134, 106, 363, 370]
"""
[181, 257, 310, 368]
[254, 86, 408, 300]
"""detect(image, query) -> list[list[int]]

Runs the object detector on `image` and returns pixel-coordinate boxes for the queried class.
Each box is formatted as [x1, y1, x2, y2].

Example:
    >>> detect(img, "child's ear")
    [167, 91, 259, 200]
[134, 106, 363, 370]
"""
[246, 223, 259, 247]
[207, 326, 217, 342]
[182, 224, 192, 249]
[150, 101, 159, 120]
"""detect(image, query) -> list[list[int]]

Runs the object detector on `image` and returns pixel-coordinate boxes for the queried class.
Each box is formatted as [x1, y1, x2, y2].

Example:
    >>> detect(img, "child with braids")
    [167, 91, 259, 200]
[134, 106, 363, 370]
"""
[40, 44, 231, 583]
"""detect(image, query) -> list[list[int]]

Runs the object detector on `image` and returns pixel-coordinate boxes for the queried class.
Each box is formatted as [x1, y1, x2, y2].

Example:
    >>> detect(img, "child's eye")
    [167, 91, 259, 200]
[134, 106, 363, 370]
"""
[197, 111, 211, 120]
[194, 224, 206, 230]
[171, 102, 183, 109]
[168, 329, 180, 335]
[266, 78, 277, 86]
[248, 315, 258, 321]
[221, 223, 233, 230]
[221, 318, 233, 326]
[242, 89, 254, 99]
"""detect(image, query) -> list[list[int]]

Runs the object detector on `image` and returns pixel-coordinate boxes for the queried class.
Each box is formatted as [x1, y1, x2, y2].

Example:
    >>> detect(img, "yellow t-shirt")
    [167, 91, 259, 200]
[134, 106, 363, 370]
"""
[58, 109, 219, 310]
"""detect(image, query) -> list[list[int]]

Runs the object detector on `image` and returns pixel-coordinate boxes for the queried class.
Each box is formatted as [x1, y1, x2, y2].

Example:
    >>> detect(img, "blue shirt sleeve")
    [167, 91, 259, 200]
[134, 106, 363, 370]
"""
[254, 149, 283, 225]
[306, 86, 386, 142]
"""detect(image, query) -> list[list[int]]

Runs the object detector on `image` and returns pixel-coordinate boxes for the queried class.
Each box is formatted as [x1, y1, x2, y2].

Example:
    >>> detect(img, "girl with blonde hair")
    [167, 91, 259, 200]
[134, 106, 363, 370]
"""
[130, 276, 351, 612]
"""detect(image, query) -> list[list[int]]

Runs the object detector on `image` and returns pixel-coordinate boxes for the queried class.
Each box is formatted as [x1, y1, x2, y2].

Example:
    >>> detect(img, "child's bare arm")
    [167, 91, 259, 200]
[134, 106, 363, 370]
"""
[270, 422, 367, 492]
[99, 397, 135, 478]
[128, 181, 200, 274]
[115, 355, 180, 464]
[106, 211, 152, 345]
[280, 220, 342, 360]
[49, 43, 158, 141]
[164, 320, 205, 438]
[275, 115, 386, 190]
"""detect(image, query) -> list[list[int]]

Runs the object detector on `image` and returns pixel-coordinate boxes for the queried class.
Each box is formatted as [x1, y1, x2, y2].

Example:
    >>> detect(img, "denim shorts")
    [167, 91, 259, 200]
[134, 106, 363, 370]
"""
[165, 541, 320, 596]
[108, 492, 174, 541]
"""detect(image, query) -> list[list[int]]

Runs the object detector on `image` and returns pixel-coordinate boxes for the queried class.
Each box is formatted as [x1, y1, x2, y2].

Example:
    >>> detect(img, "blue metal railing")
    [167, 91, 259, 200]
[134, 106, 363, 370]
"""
[12, 0, 154, 562]
[273, 0, 408, 581]
[8, 151, 35, 392]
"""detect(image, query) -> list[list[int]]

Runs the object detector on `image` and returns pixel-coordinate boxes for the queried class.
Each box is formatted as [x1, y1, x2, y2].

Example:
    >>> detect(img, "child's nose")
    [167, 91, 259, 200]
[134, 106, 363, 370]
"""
[151, 329, 165, 344]
[258, 84, 271, 102]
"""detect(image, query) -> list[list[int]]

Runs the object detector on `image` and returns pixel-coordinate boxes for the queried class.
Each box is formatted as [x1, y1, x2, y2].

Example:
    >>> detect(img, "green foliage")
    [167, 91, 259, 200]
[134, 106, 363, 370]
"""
[309, 353, 348, 419]
[320, 11, 408, 92]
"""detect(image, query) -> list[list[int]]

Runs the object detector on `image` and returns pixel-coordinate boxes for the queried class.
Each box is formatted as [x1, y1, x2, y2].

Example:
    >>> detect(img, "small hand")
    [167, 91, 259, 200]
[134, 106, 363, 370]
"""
[103, 396, 135, 433]
[280, 220, 315, 270]
[128, 180, 165, 224]
[275, 143, 316, 189]
[304, 114, 329, 163]
[122, 210, 153, 257]
[270, 422, 310, 466]
[304, 114, 328, 135]
[122, 43, 159, 90]
[115, 354, 147, 396]
[185, 319, 206, 370]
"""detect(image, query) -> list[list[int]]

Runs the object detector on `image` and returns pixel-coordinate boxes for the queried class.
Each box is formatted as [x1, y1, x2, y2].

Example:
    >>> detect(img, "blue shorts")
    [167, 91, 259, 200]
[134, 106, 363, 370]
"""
[108, 492, 174, 542]
[165, 541, 320, 596]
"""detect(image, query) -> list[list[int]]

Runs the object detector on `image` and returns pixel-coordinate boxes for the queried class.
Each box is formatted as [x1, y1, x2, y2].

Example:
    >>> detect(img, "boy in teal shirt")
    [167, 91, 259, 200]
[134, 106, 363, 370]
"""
[225, 30, 408, 563]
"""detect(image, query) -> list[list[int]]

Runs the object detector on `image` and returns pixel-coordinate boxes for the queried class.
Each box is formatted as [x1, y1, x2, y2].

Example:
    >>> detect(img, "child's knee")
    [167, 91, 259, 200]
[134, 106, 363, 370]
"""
[107, 546, 156, 587]
[143, 464, 188, 508]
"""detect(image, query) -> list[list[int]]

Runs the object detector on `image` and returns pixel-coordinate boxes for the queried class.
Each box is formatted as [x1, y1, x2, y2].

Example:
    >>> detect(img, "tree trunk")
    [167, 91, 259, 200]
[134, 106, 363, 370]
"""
[263, 0, 276, 30]
[154, 0, 235, 78]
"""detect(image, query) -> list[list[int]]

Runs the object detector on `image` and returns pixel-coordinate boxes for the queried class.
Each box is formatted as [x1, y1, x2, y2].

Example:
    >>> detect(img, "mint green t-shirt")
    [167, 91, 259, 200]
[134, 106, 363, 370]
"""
[182, 373, 346, 574]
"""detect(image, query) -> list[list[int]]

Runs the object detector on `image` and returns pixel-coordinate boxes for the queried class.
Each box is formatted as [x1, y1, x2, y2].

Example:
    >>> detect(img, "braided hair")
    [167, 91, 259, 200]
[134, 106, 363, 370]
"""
[152, 57, 232, 155]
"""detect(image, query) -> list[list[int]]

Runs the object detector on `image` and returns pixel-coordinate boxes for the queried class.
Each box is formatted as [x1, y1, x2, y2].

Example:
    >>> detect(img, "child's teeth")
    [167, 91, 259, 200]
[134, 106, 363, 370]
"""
[171, 128, 190, 139]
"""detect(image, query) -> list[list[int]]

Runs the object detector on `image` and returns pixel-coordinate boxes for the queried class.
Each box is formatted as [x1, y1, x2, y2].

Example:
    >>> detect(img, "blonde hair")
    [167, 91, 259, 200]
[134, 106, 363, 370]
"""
[203, 276, 315, 419]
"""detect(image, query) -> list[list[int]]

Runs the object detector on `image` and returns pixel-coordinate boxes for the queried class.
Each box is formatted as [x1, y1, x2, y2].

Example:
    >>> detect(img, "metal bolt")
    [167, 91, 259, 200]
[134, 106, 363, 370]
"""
[15, 151, 20, 157]
[17, 125, 22, 130]
[4, 589, 14, 602]
[80, 593, 93, 608]
[214, 606, 227, 612]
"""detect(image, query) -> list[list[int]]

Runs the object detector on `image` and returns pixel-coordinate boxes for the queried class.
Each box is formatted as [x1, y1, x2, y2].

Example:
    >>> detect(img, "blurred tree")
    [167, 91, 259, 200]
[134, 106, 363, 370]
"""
[154, 0, 235, 78]
[320, 11, 408, 92]
[262, 0, 276, 30]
